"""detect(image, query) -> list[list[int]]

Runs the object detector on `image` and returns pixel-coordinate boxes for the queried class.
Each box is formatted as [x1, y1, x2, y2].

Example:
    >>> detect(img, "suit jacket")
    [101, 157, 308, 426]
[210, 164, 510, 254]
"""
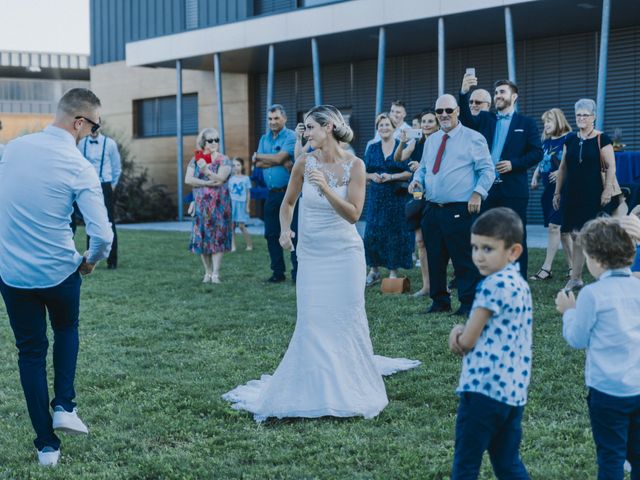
[459, 91, 542, 199]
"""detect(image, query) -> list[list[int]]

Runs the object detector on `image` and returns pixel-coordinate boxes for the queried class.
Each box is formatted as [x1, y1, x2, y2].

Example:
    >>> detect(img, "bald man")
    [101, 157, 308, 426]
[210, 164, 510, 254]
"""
[469, 89, 492, 116]
[410, 94, 494, 316]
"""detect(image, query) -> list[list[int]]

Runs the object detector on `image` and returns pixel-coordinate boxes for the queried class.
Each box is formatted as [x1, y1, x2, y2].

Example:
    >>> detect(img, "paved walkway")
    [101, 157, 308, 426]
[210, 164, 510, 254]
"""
[119, 219, 551, 248]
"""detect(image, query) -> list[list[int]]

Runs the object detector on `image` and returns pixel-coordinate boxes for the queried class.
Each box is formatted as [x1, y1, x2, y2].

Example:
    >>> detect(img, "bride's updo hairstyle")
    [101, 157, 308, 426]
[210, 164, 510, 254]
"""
[304, 105, 354, 143]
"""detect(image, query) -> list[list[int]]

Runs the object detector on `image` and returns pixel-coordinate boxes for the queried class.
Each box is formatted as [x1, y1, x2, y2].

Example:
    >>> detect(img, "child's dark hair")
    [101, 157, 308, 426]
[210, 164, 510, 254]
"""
[471, 207, 523, 247]
[233, 157, 245, 174]
[579, 217, 636, 269]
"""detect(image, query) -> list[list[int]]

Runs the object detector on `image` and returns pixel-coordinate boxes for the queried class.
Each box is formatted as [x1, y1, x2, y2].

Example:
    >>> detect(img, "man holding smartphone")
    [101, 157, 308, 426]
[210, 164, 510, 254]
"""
[459, 72, 542, 278]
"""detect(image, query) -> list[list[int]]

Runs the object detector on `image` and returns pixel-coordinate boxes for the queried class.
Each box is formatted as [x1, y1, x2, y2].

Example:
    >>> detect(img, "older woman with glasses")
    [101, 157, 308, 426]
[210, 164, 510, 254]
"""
[553, 99, 625, 291]
[186, 127, 233, 284]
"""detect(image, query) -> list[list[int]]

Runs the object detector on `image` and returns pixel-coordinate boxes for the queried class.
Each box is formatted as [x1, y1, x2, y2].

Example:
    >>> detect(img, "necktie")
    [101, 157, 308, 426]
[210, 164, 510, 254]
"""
[432, 133, 449, 174]
[89, 140, 99, 144]
[496, 113, 512, 120]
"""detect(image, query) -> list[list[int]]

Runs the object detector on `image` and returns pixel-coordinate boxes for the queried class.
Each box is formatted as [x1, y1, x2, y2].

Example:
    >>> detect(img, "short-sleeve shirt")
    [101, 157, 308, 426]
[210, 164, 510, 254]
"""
[228, 175, 252, 202]
[457, 262, 533, 406]
[257, 128, 296, 189]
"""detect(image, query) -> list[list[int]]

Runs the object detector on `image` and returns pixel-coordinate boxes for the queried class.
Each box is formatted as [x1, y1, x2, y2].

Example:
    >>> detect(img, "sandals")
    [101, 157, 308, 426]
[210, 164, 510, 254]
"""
[366, 271, 381, 287]
[530, 268, 552, 281]
[564, 278, 584, 291]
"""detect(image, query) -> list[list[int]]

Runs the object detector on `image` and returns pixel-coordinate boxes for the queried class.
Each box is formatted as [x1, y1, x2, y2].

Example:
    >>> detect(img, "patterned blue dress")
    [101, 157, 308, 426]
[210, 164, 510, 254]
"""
[364, 141, 414, 270]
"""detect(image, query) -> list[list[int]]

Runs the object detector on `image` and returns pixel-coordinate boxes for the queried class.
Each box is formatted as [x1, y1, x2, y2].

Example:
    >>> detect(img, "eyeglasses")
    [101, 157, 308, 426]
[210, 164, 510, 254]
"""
[575, 113, 593, 118]
[205, 138, 220, 144]
[469, 100, 488, 105]
[435, 108, 456, 115]
[75, 116, 101, 134]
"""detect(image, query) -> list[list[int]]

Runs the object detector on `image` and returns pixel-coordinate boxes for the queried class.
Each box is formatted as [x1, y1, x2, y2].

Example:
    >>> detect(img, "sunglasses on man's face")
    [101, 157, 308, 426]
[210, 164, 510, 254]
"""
[469, 100, 488, 105]
[75, 116, 101, 134]
[205, 138, 220, 144]
[435, 108, 456, 115]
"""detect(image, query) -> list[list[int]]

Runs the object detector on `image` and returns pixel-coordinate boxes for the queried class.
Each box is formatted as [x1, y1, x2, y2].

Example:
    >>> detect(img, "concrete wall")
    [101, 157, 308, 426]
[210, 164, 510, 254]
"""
[89, 61, 251, 196]
[0, 113, 54, 143]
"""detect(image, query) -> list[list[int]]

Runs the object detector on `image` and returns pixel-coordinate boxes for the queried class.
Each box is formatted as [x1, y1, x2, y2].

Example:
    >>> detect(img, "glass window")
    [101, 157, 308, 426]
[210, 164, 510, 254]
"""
[133, 93, 199, 138]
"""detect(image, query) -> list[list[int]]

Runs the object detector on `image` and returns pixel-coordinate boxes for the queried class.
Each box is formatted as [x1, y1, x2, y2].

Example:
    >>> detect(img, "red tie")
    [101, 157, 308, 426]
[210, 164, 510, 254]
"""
[432, 133, 449, 174]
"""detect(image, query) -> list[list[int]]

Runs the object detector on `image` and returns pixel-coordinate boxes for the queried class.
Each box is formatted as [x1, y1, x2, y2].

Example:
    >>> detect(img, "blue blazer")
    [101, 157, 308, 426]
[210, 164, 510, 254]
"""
[459, 91, 543, 199]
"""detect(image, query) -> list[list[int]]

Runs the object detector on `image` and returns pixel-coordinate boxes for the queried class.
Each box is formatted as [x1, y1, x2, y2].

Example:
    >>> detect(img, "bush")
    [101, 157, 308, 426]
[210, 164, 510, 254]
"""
[107, 131, 176, 223]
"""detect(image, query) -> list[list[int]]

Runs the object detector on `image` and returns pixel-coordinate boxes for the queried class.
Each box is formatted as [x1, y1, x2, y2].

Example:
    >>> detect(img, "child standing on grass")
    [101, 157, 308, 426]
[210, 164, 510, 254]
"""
[556, 216, 640, 480]
[448, 207, 532, 480]
[228, 157, 253, 252]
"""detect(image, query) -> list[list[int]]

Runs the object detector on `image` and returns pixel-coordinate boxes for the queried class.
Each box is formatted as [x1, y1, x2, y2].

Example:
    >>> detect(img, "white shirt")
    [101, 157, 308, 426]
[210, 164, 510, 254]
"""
[563, 268, 640, 397]
[78, 133, 122, 185]
[0, 126, 113, 288]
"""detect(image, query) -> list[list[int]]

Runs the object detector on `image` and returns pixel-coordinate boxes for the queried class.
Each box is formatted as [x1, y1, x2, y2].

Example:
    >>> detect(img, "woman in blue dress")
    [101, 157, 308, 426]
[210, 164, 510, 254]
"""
[529, 108, 573, 281]
[364, 113, 414, 285]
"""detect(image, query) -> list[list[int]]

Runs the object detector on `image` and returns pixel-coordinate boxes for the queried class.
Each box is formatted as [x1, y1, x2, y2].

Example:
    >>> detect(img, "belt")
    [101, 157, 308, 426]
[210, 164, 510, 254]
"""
[269, 187, 287, 193]
[427, 201, 467, 208]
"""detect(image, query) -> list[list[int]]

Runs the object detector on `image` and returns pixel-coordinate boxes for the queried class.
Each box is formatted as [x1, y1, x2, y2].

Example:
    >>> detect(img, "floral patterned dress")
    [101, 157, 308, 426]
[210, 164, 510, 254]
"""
[188, 153, 232, 254]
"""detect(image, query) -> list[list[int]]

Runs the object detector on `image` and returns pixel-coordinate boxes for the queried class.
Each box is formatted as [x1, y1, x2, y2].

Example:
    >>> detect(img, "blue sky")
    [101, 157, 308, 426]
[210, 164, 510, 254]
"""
[0, 0, 89, 54]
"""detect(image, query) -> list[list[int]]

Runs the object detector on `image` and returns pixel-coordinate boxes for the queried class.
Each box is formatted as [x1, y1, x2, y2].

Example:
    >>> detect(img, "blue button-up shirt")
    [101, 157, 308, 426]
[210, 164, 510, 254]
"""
[413, 123, 494, 204]
[491, 112, 513, 165]
[563, 268, 640, 397]
[0, 126, 113, 288]
[257, 128, 296, 190]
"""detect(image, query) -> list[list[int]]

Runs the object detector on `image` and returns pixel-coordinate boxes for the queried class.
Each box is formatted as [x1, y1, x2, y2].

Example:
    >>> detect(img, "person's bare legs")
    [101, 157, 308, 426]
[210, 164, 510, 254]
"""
[231, 222, 237, 252]
[239, 223, 253, 250]
[414, 229, 430, 296]
[211, 252, 223, 283]
[566, 232, 585, 289]
[200, 254, 213, 282]
[560, 231, 573, 273]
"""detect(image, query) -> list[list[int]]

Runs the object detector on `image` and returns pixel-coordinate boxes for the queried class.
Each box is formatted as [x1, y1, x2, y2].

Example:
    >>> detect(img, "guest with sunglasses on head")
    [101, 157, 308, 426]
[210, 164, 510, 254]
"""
[553, 99, 627, 291]
[77, 119, 121, 269]
[186, 128, 232, 284]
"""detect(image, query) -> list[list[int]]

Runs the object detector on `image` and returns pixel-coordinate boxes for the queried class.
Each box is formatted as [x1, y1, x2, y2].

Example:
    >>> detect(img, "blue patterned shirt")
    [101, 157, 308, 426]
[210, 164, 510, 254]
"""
[457, 262, 533, 406]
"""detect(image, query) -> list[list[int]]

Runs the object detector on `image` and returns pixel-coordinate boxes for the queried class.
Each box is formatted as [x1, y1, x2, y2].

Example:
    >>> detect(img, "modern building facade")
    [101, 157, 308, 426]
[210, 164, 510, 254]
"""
[89, 0, 640, 221]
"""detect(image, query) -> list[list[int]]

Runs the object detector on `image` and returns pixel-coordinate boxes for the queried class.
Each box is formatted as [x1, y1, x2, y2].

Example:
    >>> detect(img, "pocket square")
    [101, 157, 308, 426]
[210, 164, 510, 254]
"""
[514, 129, 524, 132]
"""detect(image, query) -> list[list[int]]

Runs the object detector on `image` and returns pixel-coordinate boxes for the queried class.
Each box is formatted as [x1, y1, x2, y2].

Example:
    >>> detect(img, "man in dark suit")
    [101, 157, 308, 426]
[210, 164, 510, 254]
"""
[459, 75, 542, 277]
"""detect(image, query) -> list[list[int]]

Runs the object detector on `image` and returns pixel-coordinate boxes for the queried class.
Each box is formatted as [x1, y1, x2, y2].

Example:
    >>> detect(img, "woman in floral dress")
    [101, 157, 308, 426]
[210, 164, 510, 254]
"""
[186, 128, 232, 283]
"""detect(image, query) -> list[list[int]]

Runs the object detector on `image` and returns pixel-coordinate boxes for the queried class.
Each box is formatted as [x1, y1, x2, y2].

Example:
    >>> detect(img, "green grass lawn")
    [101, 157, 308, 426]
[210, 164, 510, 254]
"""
[0, 229, 605, 479]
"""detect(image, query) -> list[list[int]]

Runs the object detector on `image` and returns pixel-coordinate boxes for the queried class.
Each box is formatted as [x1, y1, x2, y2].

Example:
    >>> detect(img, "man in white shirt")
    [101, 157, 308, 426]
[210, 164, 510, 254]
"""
[78, 129, 122, 269]
[0, 88, 113, 466]
[365, 100, 412, 153]
[0, 119, 5, 159]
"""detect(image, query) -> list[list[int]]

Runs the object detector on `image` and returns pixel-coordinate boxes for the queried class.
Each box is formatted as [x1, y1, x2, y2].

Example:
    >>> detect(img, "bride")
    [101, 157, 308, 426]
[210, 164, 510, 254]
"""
[222, 105, 420, 421]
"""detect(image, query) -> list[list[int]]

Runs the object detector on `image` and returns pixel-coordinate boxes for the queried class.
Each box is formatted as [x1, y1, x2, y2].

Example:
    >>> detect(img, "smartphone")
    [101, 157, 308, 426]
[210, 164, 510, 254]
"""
[405, 128, 422, 140]
[466, 67, 476, 77]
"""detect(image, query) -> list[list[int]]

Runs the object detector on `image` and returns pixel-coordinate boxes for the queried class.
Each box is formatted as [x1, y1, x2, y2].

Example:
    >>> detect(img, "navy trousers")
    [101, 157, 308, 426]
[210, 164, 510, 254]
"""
[588, 388, 640, 480]
[421, 202, 481, 308]
[452, 392, 529, 480]
[0, 271, 82, 451]
[482, 191, 529, 278]
[264, 189, 298, 279]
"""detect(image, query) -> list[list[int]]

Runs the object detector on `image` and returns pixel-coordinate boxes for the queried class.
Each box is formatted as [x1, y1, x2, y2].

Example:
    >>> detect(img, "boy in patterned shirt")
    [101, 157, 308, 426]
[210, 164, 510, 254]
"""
[448, 207, 533, 479]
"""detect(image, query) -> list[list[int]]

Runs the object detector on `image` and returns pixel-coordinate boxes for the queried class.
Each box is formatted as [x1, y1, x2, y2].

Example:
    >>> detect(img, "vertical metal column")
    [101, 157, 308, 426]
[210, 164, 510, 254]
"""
[375, 27, 385, 115]
[311, 38, 322, 105]
[438, 18, 445, 97]
[176, 59, 184, 221]
[266, 44, 275, 132]
[596, 0, 611, 130]
[213, 52, 225, 154]
[504, 7, 517, 84]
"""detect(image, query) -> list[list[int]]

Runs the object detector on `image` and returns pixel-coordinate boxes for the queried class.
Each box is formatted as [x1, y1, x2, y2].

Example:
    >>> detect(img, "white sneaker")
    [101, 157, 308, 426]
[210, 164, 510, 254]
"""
[52, 406, 89, 435]
[624, 460, 631, 473]
[37, 447, 60, 466]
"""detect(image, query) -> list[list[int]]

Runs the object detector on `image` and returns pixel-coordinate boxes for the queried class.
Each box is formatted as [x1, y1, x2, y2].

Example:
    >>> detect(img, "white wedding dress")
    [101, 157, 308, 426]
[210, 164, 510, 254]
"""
[222, 156, 420, 422]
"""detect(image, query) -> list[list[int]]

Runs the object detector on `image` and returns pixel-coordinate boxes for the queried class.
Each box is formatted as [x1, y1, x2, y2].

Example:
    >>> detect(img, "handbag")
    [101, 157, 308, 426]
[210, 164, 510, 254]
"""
[380, 277, 411, 294]
[598, 134, 623, 197]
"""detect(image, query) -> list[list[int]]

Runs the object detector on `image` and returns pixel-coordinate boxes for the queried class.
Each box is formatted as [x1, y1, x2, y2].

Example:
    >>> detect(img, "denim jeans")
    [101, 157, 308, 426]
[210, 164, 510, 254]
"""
[0, 271, 82, 450]
[452, 392, 529, 479]
[588, 388, 640, 480]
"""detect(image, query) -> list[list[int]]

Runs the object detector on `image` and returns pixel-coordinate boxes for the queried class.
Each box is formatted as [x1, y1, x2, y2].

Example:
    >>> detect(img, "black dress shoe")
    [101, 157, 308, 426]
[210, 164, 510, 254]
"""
[453, 305, 472, 317]
[266, 274, 286, 283]
[107, 264, 117, 270]
[425, 303, 452, 314]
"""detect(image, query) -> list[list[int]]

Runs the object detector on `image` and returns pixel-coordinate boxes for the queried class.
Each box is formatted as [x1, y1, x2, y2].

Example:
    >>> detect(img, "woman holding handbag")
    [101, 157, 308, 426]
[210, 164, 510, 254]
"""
[553, 99, 626, 291]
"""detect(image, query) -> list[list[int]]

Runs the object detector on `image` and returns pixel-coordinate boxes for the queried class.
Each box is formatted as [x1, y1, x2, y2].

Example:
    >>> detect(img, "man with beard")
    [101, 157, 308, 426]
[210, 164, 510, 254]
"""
[459, 75, 542, 278]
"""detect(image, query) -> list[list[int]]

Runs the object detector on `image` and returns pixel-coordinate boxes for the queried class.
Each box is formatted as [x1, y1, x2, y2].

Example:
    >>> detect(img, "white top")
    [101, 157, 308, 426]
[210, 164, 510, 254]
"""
[0, 126, 113, 288]
[457, 262, 533, 406]
[563, 268, 640, 397]
[78, 133, 122, 185]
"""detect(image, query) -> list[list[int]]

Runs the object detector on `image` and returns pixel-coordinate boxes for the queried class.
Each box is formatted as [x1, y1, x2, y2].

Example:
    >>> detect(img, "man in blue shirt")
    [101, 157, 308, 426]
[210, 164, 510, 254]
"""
[410, 94, 494, 316]
[252, 104, 298, 283]
[459, 75, 542, 278]
[0, 88, 113, 466]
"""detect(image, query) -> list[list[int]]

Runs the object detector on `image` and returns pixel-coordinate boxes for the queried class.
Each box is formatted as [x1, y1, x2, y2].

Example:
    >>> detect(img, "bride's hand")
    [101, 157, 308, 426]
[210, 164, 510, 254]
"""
[279, 230, 296, 250]
[307, 169, 329, 192]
